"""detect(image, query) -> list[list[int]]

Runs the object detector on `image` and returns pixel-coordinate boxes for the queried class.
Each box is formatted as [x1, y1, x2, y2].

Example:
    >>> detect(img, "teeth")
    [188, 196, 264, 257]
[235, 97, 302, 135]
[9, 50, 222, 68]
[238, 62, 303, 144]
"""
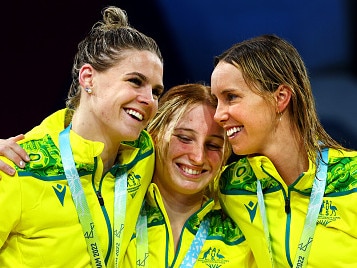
[182, 166, 201, 175]
[227, 126, 242, 137]
[125, 109, 143, 121]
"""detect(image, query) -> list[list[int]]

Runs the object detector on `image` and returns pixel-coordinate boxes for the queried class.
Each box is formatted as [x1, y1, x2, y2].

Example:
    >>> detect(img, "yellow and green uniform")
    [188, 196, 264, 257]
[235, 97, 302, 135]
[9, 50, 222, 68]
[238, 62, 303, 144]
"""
[219, 148, 357, 268]
[123, 183, 257, 267]
[0, 108, 155, 267]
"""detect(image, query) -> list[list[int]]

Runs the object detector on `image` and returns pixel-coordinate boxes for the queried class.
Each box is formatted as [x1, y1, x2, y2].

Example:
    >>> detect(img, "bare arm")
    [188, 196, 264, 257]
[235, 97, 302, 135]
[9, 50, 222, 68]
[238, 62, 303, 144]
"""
[0, 134, 29, 177]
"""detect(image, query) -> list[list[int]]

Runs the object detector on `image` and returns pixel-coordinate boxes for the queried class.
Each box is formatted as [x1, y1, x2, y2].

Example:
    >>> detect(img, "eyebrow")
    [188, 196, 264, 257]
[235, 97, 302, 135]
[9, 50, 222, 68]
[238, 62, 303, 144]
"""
[220, 88, 236, 94]
[127, 71, 147, 81]
[127, 72, 164, 91]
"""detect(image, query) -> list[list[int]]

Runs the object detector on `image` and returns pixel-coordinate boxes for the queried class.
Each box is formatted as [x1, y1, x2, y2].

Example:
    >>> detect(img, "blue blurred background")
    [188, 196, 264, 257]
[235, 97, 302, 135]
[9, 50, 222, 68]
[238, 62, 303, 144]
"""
[2, 0, 356, 149]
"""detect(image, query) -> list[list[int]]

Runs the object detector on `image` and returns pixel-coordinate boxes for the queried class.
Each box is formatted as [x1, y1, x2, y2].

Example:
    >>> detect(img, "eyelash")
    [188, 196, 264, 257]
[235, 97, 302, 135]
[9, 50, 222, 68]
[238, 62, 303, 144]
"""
[129, 78, 163, 99]
[153, 88, 163, 98]
[129, 78, 142, 86]
[174, 135, 223, 151]
[176, 135, 191, 143]
[206, 144, 223, 151]
[227, 93, 237, 102]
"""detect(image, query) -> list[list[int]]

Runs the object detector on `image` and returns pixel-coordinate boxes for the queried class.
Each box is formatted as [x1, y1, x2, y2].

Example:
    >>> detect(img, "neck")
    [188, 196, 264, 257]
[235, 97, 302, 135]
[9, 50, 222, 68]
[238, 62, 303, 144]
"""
[154, 178, 205, 251]
[71, 111, 122, 174]
[271, 146, 308, 185]
[265, 124, 309, 185]
[163, 192, 203, 223]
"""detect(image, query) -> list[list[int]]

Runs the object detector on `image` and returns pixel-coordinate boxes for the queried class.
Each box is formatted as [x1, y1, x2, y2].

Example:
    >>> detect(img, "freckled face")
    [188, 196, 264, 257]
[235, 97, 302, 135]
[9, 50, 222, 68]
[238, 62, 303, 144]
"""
[211, 61, 275, 155]
[154, 104, 225, 196]
[83, 50, 164, 143]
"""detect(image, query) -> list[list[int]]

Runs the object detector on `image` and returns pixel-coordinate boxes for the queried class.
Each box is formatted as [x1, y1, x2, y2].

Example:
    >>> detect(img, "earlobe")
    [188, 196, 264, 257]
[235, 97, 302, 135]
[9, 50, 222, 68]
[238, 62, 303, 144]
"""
[275, 84, 292, 113]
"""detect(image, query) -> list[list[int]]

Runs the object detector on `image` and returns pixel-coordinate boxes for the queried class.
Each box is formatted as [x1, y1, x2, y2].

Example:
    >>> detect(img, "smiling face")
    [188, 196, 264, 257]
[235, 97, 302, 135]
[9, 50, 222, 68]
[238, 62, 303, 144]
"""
[153, 104, 225, 197]
[73, 50, 163, 142]
[211, 61, 276, 156]
[76, 49, 164, 143]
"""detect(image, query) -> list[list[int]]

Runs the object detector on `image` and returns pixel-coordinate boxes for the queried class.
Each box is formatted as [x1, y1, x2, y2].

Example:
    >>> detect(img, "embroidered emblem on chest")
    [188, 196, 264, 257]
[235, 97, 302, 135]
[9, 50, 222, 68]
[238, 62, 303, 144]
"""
[198, 247, 229, 266]
[127, 171, 142, 198]
[318, 199, 340, 225]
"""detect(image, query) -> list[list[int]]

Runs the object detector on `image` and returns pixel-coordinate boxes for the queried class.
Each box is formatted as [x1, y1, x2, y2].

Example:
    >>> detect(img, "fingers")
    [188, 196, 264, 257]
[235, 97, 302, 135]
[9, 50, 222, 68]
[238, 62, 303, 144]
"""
[0, 135, 29, 177]
[5, 135, 30, 163]
[0, 160, 16, 177]
[8, 134, 26, 142]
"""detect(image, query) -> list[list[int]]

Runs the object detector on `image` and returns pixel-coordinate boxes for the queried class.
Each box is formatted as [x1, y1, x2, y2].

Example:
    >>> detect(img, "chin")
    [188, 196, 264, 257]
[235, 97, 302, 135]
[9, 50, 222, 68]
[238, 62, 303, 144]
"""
[232, 146, 247, 156]
[232, 146, 241, 154]
[122, 131, 142, 142]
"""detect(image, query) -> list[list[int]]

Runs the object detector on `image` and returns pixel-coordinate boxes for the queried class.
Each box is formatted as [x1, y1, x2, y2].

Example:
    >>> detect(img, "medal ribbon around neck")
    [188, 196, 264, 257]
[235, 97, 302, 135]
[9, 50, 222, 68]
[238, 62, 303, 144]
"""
[59, 124, 128, 268]
[135, 202, 149, 267]
[114, 169, 128, 268]
[257, 148, 328, 268]
[59, 124, 106, 267]
[135, 205, 210, 268]
[179, 218, 210, 267]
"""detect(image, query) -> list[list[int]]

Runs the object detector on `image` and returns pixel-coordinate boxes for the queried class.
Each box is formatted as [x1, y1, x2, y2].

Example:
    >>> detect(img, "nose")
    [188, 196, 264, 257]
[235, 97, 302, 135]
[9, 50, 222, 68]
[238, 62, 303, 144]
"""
[189, 143, 205, 165]
[137, 86, 155, 105]
[214, 102, 228, 124]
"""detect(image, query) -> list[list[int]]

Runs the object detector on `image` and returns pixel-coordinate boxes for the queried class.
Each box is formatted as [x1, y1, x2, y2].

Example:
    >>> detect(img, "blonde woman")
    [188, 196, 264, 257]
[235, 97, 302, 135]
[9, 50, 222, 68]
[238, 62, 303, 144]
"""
[123, 84, 256, 267]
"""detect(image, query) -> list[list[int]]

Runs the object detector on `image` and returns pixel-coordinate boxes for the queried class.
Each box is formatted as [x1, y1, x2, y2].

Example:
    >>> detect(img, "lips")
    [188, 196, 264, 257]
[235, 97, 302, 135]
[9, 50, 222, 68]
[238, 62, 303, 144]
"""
[125, 108, 144, 121]
[226, 126, 242, 137]
[180, 164, 205, 175]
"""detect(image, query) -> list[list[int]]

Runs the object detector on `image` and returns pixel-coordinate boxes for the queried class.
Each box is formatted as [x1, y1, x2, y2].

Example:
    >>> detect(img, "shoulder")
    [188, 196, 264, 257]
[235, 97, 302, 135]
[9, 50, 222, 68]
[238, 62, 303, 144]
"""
[121, 129, 154, 152]
[206, 209, 246, 244]
[328, 148, 357, 173]
[220, 157, 257, 192]
[325, 148, 357, 194]
[21, 108, 68, 142]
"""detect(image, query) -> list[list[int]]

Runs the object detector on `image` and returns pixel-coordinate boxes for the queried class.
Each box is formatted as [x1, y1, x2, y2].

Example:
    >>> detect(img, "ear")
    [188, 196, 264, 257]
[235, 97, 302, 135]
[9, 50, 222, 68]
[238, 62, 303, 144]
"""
[274, 84, 292, 113]
[79, 64, 94, 88]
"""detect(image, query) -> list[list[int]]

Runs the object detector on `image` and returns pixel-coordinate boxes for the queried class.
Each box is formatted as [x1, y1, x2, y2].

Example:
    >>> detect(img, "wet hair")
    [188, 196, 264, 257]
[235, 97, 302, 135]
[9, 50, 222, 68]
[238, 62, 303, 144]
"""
[147, 83, 232, 199]
[214, 34, 346, 162]
[66, 6, 163, 109]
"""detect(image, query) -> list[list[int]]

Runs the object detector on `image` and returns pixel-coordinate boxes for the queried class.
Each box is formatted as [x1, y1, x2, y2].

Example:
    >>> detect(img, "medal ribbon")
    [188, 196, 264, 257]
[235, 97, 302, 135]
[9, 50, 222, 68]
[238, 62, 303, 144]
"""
[257, 179, 274, 266]
[114, 169, 128, 268]
[257, 148, 328, 268]
[135, 210, 210, 267]
[135, 202, 149, 267]
[179, 218, 210, 267]
[60, 124, 128, 268]
[292, 148, 328, 268]
[59, 124, 106, 268]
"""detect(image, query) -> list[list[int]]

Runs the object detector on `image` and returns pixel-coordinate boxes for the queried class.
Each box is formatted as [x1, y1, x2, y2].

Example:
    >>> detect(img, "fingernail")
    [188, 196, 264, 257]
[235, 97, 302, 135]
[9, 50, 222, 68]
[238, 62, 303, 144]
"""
[9, 168, 15, 176]
[25, 156, 30, 161]
[19, 160, 25, 168]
